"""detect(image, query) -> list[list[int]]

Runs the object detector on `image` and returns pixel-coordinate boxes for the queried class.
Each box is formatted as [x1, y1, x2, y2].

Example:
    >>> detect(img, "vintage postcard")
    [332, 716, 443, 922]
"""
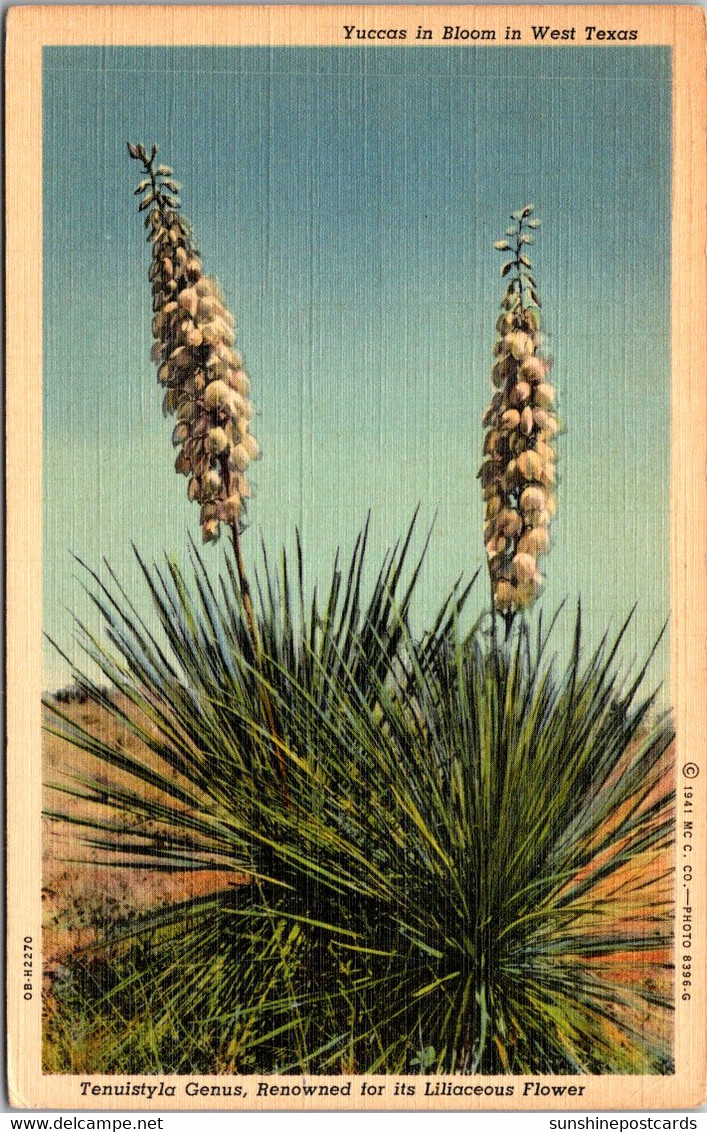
[6, 4, 706, 1111]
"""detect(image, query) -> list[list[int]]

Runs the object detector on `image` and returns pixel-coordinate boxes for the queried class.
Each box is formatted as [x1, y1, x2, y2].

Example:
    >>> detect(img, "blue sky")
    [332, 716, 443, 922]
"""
[43, 45, 672, 696]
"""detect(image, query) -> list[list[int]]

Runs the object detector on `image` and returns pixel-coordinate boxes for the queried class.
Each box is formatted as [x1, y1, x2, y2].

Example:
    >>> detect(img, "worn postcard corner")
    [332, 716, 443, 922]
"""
[6, 3, 707, 1112]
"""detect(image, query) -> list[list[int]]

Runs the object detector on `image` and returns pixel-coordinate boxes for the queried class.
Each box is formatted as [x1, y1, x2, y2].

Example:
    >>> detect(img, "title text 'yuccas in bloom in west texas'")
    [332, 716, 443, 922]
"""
[128, 142, 259, 543]
[479, 205, 558, 617]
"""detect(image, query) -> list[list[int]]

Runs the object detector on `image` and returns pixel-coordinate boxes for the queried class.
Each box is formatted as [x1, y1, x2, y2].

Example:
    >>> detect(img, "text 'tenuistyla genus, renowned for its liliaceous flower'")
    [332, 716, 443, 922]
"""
[479, 205, 558, 623]
[128, 142, 259, 545]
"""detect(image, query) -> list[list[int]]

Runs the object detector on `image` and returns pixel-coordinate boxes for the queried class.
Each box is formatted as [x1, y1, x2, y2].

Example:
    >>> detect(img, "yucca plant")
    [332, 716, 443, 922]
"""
[44, 183, 674, 1077]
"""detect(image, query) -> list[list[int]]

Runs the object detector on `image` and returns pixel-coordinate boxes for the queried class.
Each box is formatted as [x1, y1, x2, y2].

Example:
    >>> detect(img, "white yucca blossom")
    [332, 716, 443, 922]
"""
[479, 205, 558, 616]
[129, 142, 258, 543]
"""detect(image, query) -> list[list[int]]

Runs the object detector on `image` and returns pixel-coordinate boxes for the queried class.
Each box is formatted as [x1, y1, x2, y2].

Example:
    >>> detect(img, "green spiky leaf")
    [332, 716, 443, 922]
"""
[44, 531, 673, 1075]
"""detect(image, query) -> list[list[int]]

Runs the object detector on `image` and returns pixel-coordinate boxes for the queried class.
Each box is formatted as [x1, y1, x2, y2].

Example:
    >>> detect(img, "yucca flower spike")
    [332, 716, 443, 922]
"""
[479, 205, 558, 625]
[128, 142, 258, 545]
[129, 142, 286, 791]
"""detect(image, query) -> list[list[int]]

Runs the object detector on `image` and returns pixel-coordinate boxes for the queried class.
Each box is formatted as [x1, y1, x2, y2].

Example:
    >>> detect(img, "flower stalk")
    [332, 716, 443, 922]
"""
[128, 142, 286, 791]
[479, 205, 558, 636]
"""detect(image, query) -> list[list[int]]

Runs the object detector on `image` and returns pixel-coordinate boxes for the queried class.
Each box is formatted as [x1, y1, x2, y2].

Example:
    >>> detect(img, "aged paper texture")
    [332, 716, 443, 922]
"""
[6, 4, 707, 1111]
